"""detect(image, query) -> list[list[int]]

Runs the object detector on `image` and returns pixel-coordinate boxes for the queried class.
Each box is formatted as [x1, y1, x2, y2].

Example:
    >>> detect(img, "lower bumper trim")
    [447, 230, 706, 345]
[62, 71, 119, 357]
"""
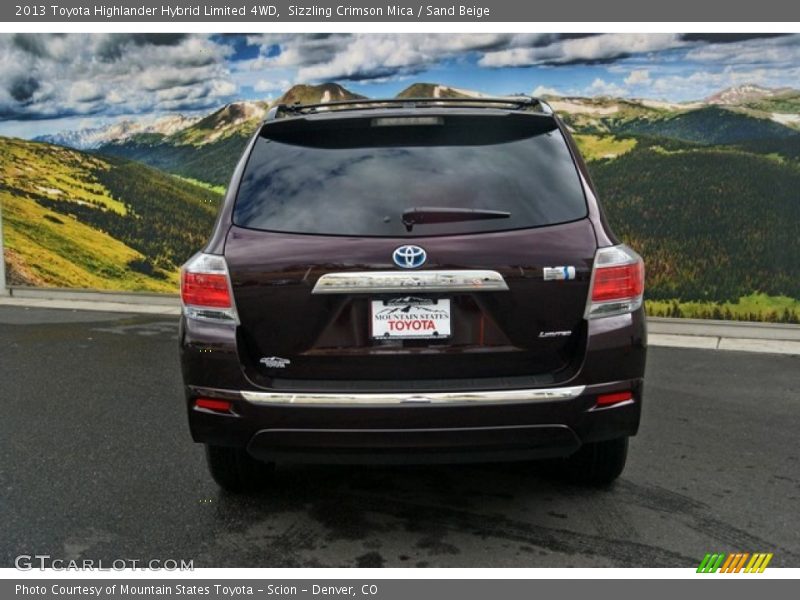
[247, 424, 581, 464]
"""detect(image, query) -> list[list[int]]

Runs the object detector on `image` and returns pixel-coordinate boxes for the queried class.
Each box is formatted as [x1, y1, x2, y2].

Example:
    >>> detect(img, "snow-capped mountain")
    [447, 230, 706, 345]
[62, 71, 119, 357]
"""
[166, 101, 271, 145]
[34, 114, 202, 150]
[704, 84, 790, 106]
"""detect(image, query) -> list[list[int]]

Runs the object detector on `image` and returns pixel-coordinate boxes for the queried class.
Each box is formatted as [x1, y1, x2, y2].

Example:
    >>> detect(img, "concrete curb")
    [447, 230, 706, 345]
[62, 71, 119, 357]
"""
[647, 316, 800, 355]
[0, 296, 182, 315]
[1, 287, 799, 356]
[6, 286, 178, 306]
[0, 287, 181, 315]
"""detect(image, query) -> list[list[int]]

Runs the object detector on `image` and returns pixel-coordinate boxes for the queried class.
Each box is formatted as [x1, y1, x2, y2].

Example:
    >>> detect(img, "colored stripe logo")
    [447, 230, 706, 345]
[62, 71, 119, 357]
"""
[697, 552, 773, 573]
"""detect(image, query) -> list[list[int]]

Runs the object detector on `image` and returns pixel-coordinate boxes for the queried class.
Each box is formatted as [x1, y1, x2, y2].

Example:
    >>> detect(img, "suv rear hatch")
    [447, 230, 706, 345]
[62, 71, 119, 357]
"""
[224, 111, 596, 388]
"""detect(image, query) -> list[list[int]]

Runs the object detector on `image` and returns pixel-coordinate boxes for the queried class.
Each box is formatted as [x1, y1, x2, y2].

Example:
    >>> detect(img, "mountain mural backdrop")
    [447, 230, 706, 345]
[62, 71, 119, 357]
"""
[2, 82, 800, 322]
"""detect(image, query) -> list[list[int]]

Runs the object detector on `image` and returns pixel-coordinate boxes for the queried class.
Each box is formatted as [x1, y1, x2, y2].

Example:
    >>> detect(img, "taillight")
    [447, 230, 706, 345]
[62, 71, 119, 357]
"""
[585, 245, 645, 319]
[182, 272, 230, 307]
[596, 391, 633, 407]
[194, 398, 233, 413]
[180, 253, 238, 323]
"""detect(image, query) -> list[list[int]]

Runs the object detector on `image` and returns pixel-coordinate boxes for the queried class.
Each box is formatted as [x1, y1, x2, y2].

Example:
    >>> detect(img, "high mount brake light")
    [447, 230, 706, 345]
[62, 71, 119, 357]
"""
[371, 116, 444, 127]
[180, 253, 239, 324]
[585, 245, 645, 319]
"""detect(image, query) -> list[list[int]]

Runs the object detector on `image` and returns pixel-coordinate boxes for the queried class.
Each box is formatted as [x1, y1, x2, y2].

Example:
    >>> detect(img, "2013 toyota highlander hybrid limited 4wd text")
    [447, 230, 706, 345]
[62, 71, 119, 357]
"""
[179, 97, 646, 492]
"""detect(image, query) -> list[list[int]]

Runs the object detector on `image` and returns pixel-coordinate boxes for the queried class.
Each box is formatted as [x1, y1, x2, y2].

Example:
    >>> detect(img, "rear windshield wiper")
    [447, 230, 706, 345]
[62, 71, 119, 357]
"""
[401, 207, 511, 232]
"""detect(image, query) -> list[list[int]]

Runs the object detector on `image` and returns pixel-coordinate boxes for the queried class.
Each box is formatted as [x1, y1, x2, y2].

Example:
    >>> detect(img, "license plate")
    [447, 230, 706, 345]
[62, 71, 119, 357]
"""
[371, 297, 451, 340]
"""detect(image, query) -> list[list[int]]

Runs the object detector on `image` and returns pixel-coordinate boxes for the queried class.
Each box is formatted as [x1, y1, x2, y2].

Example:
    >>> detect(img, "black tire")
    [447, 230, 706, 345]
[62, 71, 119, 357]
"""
[563, 437, 628, 486]
[204, 444, 275, 493]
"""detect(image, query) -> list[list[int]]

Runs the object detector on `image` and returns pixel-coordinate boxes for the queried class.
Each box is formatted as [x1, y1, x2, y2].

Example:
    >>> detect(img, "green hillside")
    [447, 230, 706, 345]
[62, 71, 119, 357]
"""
[0, 137, 221, 291]
[585, 139, 800, 320]
[572, 134, 637, 160]
[609, 106, 799, 145]
[99, 132, 250, 188]
[554, 98, 674, 133]
[742, 90, 800, 113]
[734, 136, 800, 162]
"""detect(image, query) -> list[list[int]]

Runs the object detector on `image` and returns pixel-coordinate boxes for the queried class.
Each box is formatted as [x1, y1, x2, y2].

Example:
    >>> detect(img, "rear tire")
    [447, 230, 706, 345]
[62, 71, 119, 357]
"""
[563, 437, 628, 486]
[204, 444, 275, 493]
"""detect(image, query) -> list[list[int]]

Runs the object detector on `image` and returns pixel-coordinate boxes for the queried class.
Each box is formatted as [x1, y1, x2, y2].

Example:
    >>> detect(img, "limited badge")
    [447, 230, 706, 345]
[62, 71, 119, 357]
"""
[539, 330, 573, 338]
[543, 266, 576, 281]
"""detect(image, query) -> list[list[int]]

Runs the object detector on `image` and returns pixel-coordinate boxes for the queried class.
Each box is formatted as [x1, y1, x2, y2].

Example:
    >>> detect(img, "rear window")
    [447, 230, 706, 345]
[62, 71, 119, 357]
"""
[234, 114, 587, 237]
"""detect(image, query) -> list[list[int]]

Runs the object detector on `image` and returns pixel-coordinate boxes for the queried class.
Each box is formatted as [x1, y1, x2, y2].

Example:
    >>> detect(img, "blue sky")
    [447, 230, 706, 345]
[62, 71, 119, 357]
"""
[1, 33, 799, 137]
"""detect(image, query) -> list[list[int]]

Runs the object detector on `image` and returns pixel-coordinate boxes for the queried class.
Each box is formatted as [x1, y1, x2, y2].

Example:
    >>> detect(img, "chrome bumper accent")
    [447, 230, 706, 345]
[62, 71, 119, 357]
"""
[235, 385, 586, 406]
[311, 270, 509, 294]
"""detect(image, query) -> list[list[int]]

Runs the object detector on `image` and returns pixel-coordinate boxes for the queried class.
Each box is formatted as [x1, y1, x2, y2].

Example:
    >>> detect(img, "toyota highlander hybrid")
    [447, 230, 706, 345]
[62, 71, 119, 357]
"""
[179, 96, 647, 491]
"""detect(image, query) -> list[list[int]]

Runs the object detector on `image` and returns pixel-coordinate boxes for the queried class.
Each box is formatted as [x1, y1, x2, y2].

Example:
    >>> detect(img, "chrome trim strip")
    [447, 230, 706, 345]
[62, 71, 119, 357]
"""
[238, 385, 585, 406]
[311, 270, 509, 294]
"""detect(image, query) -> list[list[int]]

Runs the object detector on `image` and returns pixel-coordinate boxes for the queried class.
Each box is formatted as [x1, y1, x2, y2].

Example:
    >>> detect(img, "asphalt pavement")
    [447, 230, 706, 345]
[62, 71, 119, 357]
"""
[1, 306, 799, 568]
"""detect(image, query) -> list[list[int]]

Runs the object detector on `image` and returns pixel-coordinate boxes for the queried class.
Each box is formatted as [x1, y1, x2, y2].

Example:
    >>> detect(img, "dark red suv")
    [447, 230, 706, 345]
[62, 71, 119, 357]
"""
[179, 97, 646, 491]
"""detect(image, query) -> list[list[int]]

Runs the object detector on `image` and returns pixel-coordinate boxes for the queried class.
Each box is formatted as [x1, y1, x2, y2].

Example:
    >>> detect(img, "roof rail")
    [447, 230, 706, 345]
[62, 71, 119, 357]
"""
[267, 96, 548, 120]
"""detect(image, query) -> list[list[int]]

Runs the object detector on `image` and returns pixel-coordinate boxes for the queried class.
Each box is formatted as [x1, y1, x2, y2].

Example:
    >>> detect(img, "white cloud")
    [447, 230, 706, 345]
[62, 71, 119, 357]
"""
[209, 80, 237, 97]
[624, 69, 651, 86]
[588, 78, 628, 97]
[249, 33, 540, 82]
[479, 34, 685, 67]
[685, 34, 800, 65]
[532, 85, 562, 97]
[647, 65, 800, 100]
[3, 32, 800, 129]
[0, 33, 237, 120]
[67, 81, 104, 104]
[106, 90, 124, 105]
[253, 79, 292, 93]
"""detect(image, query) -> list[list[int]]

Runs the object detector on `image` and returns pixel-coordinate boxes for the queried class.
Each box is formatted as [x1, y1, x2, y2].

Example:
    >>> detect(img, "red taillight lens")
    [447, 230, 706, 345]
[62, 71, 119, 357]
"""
[592, 261, 644, 302]
[195, 398, 233, 412]
[180, 253, 238, 323]
[596, 391, 633, 406]
[181, 271, 231, 308]
[586, 245, 645, 319]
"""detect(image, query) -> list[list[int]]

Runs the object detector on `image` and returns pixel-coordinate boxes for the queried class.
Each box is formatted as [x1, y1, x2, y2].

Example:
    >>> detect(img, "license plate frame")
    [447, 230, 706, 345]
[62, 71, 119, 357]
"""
[370, 297, 451, 340]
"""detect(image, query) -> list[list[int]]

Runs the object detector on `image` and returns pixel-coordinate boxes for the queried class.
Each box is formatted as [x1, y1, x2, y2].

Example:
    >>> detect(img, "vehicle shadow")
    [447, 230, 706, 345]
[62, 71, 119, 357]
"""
[196, 460, 662, 567]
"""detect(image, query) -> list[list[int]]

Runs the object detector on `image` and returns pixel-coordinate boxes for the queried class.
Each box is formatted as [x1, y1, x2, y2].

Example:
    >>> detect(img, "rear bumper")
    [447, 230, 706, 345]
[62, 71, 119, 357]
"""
[185, 378, 643, 464]
[181, 305, 646, 464]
